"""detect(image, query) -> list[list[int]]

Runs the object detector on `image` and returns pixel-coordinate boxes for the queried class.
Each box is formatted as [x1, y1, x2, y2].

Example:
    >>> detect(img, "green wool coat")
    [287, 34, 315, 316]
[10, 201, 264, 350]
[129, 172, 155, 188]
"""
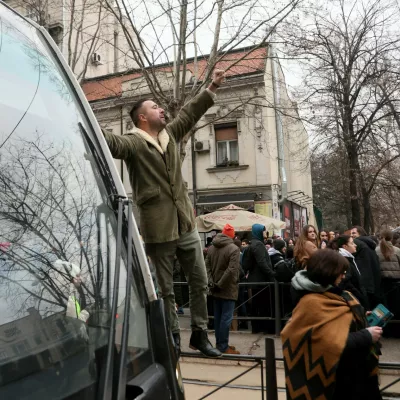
[104, 90, 215, 243]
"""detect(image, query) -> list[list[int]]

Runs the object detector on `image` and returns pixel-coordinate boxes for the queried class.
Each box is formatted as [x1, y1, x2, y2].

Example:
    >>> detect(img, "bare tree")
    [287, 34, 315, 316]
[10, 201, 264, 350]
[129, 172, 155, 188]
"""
[0, 136, 105, 316]
[99, 0, 302, 160]
[281, 0, 400, 231]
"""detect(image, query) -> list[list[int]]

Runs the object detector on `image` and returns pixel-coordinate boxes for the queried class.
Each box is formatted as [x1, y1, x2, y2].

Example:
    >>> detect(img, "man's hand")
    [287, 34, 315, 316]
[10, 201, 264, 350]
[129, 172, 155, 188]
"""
[208, 69, 226, 93]
[213, 69, 225, 86]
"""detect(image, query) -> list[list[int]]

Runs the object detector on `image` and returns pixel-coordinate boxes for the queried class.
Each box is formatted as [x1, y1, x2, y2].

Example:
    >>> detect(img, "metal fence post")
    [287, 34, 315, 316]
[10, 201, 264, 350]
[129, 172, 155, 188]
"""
[265, 338, 278, 400]
[274, 279, 281, 336]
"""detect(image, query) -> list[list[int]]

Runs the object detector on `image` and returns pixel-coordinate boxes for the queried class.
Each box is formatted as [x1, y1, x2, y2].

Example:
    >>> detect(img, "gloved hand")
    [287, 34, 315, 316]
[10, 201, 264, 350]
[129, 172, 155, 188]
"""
[79, 323, 89, 342]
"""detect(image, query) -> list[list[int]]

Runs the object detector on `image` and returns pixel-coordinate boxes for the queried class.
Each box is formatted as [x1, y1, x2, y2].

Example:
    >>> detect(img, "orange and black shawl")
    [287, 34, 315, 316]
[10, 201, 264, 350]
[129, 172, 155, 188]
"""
[281, 290, 379, 400]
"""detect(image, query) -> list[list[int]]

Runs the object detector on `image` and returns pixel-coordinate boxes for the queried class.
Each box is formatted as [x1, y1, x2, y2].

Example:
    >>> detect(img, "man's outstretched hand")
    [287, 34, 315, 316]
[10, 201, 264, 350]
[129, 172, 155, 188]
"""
[213, 69, 226, 86]
[208, 69, 226, 92]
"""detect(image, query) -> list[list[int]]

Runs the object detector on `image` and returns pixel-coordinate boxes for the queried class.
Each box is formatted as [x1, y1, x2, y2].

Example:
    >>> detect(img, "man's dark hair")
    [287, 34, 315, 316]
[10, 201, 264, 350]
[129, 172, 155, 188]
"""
[286, 246, 294, 259]
[328, 235, 351, 250]
[307, 249, 349, 287]
[273, 239, 286, 252]
[233, 238, 242, 250]
[130, 98, 151, 126]
[242, 239, 249, 245]
[352, 225, 367, 236]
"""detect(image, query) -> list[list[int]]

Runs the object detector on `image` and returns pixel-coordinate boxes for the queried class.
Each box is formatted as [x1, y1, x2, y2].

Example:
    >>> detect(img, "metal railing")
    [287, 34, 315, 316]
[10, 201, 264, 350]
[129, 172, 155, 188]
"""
[174, 280, 400, 336]
[174, 280, 293, 336]
[181, 338, 278, 400]
[175, 280, 400, 397]
[181, 350, 400, 398]
[379, 362, 400, 394]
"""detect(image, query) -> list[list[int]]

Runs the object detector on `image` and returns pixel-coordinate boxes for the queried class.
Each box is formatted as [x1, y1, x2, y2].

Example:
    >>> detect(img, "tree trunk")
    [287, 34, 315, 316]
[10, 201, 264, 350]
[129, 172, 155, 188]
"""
[358, 166, 373, 233]
[347, 143, 362, 226]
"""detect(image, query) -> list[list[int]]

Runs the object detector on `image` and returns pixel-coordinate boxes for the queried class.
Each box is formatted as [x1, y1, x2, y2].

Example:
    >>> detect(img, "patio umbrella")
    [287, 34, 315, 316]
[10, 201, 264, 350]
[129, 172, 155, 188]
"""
[196, 204, 285, 232]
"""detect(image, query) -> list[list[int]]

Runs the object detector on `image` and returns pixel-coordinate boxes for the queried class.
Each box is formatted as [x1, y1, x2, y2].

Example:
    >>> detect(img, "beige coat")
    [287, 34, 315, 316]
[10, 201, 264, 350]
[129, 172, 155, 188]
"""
[104, 90, 215, 243]
[376, 243, 400, 280]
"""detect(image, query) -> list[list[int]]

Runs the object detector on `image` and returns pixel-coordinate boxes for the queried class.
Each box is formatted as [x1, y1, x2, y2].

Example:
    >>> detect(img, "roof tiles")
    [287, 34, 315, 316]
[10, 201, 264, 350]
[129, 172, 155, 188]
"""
[82, 46, 267, 102]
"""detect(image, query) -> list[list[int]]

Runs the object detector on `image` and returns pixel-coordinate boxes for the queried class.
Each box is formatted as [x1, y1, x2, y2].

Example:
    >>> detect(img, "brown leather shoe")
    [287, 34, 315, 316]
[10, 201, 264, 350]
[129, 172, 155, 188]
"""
[223, 347, 240, 355]
[228, 345, 236, 350]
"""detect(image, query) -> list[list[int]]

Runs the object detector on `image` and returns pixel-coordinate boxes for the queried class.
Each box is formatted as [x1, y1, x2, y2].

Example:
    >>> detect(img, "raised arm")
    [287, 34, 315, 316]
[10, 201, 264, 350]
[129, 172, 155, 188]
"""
[166, 70, 225, 143]
[103, 130, 135, 160]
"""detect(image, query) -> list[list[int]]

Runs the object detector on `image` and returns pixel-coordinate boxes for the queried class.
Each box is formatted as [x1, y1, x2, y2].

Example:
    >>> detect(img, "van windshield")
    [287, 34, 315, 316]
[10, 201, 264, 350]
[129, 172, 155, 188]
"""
[0, 6, 150, 399]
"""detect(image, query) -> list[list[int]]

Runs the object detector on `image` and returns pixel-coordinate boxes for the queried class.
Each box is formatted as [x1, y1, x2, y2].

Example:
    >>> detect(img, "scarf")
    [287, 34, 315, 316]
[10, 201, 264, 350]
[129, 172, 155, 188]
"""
[281, 290, 378, 400]
[291, 270, 331, 293]
[339, 248, 361, 275]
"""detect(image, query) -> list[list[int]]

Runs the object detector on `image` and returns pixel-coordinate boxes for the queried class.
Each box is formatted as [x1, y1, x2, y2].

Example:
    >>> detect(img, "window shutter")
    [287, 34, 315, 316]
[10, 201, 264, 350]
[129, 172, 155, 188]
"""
[215, 124, 238, 141]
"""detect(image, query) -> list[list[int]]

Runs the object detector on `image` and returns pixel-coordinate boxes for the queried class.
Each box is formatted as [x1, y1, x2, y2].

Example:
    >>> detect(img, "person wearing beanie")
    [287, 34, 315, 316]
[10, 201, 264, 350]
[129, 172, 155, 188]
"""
[222, 224, 235, 239]
[205, 224, 241, 354]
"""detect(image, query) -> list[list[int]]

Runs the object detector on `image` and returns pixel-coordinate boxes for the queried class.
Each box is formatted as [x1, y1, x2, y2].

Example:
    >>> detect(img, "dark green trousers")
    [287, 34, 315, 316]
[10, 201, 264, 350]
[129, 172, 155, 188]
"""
[146, 228, 208, 333]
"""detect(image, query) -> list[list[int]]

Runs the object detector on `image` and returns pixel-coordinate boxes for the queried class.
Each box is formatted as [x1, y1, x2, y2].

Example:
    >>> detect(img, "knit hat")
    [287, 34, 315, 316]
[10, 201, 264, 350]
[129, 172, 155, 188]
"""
[222, 224, 235, 239]
[273, 239, 286, 252]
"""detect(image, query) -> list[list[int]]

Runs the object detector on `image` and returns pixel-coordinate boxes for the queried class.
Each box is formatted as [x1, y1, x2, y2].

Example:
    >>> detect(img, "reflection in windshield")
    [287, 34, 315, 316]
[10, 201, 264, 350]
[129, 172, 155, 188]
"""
[1, 135, 105, 317]
[0, 6, 149, 399]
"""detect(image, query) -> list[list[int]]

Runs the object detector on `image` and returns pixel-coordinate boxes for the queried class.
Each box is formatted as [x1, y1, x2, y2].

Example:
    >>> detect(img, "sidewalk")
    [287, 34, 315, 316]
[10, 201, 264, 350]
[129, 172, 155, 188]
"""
[180, 329, 400, 365]
[181, 361, 400, 399]
[178, 313, 400, 364]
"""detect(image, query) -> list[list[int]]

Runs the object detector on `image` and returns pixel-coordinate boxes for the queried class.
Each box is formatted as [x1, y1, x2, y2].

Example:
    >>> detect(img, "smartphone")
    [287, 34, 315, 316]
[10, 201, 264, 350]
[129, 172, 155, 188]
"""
[367, 304, 394, 328]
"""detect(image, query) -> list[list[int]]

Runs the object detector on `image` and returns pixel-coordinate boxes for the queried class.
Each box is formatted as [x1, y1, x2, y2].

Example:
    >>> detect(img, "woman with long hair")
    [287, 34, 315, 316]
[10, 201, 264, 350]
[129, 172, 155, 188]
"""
[376, 230, 400, 337]
[294, 224, 319, 268]
[319, 230, 329, 249]
[329, 235, 368, 309]
[283, 250, 382, 400]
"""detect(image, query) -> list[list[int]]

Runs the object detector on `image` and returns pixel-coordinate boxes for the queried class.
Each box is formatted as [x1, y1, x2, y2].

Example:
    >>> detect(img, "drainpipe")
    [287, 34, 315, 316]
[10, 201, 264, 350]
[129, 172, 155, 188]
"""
[120, 106, 124, 183]
[190, 130, 198, 215]
[270, 40, 287, 203]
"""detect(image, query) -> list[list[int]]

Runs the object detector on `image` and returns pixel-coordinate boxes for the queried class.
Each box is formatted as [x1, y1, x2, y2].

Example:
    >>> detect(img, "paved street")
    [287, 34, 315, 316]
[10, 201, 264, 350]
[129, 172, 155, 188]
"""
[178, 312, 400, 362]
[178, 313, 400, 399]
[181, 361, 400, 399]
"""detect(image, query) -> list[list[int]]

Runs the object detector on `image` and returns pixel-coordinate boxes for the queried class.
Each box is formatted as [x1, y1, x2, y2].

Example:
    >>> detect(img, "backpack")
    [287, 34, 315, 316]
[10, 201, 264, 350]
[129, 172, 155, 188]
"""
[274, 258, 299, 283]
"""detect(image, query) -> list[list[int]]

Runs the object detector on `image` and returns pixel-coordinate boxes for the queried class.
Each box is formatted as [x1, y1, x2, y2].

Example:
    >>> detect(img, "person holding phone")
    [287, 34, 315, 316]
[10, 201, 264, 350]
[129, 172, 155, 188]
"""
[283, 250, 382, 400]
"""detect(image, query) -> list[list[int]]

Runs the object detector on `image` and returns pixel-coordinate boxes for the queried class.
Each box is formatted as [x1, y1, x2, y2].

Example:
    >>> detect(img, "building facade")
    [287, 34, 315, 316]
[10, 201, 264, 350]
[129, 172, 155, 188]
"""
[81, 45, 314, 238]
[5, 0, 136, 80]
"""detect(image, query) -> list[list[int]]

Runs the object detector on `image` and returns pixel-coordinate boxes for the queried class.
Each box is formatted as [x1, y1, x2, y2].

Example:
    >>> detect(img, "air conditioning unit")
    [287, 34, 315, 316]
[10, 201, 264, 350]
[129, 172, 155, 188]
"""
[194, 140, 210, 152]
[91, 52, 102, 65]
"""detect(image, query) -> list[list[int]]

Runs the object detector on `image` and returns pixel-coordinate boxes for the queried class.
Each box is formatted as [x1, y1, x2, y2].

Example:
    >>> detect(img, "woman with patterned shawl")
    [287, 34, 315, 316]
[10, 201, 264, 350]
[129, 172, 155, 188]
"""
[282, 249, 382, 400]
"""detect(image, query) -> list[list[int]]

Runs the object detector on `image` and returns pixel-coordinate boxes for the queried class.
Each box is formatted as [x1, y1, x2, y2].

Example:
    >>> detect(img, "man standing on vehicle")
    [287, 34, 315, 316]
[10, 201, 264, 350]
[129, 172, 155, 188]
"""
[103, 70, 225, 358]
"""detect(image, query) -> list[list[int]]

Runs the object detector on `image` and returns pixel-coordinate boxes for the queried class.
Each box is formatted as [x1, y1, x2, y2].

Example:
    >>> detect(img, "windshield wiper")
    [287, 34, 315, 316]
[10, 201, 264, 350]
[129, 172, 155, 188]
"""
[97, 197, 133, 400]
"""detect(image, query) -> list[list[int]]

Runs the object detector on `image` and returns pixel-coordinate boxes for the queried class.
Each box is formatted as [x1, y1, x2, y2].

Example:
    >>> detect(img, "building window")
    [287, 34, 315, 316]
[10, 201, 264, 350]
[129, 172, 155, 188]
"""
[215, 123, 239, 166]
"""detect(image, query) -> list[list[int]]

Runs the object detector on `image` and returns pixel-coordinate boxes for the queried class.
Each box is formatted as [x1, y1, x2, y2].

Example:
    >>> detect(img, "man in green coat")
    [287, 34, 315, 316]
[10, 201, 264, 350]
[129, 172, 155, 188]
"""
[103, 70, 225, 358]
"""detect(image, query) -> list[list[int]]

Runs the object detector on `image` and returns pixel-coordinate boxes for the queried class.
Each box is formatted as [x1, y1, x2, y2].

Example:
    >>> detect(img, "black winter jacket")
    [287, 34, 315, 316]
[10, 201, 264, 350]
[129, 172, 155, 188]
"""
[244, 239, 275, 283]
[354, 236, 381, 295]
[339, 255, 369, 310]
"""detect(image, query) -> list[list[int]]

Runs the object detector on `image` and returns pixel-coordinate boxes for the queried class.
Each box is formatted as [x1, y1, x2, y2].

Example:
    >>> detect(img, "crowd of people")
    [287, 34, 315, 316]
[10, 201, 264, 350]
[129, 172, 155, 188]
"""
[198, 221, 400, 397]
[202, 224, 400, 334]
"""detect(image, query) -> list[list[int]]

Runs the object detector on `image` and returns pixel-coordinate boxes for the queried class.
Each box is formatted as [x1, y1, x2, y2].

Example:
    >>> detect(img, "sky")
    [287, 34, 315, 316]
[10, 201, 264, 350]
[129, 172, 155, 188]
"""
[126, 0, 303, 93]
